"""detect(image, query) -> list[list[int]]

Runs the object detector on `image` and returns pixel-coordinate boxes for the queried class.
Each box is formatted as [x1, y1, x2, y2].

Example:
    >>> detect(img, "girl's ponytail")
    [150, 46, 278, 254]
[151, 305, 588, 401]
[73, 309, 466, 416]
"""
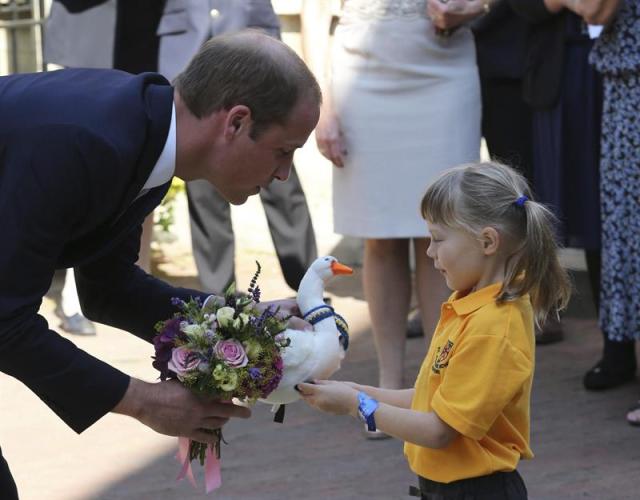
[501, 198, 571, 325]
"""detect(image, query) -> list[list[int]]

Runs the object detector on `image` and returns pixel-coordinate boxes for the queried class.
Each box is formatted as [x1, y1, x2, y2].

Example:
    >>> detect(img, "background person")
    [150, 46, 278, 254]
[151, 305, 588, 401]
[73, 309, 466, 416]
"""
[301, 0, 480, 415]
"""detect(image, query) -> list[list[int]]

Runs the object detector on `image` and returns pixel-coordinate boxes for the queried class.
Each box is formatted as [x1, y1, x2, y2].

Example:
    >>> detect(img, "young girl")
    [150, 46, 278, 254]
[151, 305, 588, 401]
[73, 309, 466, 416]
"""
[297, 162, 571, 499]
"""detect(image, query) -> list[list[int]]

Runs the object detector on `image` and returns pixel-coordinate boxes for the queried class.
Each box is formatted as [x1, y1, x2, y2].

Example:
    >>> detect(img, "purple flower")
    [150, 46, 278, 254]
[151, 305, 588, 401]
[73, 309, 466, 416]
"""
[260, 355, 283, 397]
[249, 367, 261, 380]
[170, 297, 184, 307]
[168, 347, 201, 380]
[152, 318, 183, 380]
[214, 339, 248, 368]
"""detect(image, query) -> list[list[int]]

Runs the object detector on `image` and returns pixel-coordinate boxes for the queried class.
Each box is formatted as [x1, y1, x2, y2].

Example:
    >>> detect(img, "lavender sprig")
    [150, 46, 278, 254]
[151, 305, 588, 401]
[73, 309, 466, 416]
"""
[247, 261, 262, 303]
[253, 305, 276, 336]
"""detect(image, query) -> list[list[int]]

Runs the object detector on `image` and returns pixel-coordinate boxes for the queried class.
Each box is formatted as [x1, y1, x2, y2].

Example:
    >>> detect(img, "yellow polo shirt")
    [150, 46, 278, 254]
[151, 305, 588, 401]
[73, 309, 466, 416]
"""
[404, 283, 534, 483]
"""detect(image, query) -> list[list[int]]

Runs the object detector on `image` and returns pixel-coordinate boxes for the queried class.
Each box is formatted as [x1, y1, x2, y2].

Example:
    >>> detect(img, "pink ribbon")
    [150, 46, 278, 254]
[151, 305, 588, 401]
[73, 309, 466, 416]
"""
[176, 437, 222, 494]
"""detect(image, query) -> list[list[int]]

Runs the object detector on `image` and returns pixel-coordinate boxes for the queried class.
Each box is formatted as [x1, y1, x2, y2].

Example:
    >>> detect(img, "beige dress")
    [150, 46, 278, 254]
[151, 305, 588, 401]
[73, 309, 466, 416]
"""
[331, 0, 481, 238]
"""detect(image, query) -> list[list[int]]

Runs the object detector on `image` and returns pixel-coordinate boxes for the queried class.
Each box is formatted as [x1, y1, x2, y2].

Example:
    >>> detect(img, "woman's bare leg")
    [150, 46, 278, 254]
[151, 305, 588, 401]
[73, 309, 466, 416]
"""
[414, 237, 450, 344]
[363, 238, 411, 389]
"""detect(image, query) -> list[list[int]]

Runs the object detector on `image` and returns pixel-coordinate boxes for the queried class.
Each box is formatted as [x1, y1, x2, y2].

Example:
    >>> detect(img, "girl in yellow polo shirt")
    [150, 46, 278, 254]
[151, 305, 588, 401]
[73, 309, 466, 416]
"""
[298, 162, 572, 499]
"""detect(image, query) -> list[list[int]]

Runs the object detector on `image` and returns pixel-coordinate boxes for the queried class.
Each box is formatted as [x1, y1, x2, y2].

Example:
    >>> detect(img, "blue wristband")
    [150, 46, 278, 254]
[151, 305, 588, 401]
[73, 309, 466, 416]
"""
[357, 392, 379, 432]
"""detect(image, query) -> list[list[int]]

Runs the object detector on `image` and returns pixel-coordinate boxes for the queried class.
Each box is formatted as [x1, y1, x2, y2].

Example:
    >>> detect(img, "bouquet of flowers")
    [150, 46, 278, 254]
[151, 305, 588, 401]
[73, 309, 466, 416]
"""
[151, 262, 290, 492]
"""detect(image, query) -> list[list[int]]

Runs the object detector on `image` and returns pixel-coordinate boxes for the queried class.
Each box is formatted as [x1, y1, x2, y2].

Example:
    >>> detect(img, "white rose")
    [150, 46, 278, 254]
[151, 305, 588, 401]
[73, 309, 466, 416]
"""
[233, 312, 251, 329]
[181, 323, 206, 337]
[216, 306, 236, 328]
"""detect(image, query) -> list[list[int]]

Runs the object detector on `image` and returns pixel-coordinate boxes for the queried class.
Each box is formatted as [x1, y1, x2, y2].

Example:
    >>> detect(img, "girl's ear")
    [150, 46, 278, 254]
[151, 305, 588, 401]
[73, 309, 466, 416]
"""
[480, 227, 500, 256]
[223, 105, 251, 140]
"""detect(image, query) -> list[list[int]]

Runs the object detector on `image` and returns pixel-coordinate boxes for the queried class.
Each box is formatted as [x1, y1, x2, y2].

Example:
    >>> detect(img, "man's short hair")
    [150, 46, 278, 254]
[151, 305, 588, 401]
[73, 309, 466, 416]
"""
[174, 30, 321, 139]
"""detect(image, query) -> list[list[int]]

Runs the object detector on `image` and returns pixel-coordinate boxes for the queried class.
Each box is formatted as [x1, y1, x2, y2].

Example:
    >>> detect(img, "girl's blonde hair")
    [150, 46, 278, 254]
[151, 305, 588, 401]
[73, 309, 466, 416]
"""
[421, 161, 571, 325]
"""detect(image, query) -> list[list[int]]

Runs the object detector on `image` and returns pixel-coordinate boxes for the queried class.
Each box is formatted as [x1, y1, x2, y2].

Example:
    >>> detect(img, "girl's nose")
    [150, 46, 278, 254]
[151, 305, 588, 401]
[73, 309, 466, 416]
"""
[426, 243, 435, 259]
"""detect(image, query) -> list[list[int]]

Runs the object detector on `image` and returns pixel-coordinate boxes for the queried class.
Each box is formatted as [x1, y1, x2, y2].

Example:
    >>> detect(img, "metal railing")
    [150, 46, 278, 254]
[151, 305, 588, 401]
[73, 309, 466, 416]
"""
[0, 0, 47, 75]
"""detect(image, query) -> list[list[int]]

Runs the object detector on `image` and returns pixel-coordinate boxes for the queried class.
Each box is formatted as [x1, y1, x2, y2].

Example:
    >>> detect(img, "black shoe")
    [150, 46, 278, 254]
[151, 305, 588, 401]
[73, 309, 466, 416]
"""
[583, 360, 636, 390]
[407, 310, 423, 338]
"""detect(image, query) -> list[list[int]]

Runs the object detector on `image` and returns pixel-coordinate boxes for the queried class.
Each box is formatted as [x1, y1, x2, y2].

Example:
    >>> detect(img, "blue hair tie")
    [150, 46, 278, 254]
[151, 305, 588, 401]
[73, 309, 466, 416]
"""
[515, 195, 528, 207]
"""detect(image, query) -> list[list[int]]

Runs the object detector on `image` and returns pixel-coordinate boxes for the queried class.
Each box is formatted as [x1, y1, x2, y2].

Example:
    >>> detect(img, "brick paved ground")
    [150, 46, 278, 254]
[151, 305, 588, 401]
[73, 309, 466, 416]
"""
[3, 245, 639, 499]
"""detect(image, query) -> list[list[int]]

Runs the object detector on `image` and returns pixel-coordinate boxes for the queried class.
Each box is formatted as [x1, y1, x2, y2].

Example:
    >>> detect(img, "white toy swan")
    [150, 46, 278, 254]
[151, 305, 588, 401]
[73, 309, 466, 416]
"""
[260, 256, 353, 406]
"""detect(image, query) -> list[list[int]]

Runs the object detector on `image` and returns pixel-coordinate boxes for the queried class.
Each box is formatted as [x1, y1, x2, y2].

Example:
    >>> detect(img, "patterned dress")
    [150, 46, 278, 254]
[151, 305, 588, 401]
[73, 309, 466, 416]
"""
[590, 0, 640, 341]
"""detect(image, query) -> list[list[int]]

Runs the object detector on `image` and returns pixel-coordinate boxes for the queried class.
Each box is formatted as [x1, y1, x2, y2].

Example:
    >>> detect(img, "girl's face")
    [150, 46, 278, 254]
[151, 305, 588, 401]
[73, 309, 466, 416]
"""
[426, 222, 487, 292]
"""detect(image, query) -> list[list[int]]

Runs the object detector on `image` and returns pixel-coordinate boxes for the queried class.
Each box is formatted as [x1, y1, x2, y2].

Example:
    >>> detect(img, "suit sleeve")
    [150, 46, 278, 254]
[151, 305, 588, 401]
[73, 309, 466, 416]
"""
[0, 129, 130, 433]
[75, 225, 208, 343]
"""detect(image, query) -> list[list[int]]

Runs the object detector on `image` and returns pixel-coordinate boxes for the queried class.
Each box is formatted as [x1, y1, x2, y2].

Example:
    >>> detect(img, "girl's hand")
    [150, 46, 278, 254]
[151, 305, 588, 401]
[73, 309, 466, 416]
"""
[297, 380, 359, 416]
[427, 0, 485, 31]
[315, 106, 347, 168]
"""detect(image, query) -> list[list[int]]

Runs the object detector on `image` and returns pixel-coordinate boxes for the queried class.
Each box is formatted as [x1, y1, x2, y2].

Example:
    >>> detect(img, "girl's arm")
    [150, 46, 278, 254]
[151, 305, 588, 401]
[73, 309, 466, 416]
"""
[344, 382, 415, 409]
[297, 381, 459, 449]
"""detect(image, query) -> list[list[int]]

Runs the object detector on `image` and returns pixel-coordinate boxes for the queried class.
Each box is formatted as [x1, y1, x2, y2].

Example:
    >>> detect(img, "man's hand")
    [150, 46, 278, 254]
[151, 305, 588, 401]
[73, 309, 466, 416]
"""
[113, 379, 251, 444]
[257, 298, 300, 317]
[297, 380, 359, 416]
[257, 299, 312, 331]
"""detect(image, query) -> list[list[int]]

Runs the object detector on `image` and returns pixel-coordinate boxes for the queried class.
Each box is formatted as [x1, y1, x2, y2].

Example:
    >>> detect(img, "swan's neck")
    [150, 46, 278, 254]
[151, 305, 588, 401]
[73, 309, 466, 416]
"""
[297, 273, 326, 315]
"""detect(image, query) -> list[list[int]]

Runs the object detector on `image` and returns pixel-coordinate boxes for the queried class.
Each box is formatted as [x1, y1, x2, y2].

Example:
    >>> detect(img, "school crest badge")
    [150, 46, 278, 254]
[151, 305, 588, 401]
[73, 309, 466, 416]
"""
[432, 340, 454, 374]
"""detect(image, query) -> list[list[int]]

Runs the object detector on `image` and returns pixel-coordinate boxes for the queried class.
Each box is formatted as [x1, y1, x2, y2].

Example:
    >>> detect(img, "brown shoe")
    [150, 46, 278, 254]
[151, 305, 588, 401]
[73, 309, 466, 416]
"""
[535, 316, 563, 345]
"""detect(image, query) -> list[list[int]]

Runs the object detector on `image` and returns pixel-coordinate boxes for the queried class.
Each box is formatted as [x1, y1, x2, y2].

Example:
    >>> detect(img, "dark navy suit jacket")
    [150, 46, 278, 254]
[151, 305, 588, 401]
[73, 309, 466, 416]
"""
[0, 69, 206, 433]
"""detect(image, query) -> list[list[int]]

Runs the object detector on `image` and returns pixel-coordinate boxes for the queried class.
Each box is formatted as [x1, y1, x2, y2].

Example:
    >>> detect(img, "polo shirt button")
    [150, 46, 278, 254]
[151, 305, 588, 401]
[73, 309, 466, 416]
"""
[210, 8, 220, 18]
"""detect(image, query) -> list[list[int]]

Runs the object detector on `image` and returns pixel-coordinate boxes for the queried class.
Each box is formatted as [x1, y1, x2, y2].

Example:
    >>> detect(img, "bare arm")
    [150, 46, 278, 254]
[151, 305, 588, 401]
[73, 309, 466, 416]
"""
[300, 0, 334, 88]
[300, 0, 347, 167]
[298, 381, 459, 448]
[345, 382, 415, 409]
[570, 0, 622, 24]
[532, 0, 621, 23]
[113, 378, 252, 444]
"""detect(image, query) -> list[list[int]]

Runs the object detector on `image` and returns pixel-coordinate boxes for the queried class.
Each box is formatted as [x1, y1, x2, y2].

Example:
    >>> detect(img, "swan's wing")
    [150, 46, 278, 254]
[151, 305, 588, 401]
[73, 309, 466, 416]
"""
[280, 329, 315, 369]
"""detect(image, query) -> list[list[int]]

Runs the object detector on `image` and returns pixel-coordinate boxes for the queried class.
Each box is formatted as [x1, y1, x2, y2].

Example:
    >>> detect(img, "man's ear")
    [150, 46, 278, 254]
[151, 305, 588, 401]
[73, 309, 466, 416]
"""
[223, 105, 251, 140]
[480, 227, 500, 256]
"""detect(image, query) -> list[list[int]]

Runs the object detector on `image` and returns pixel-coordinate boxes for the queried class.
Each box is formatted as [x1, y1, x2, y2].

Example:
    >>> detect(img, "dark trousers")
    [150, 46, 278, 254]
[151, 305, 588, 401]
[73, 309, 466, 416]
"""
[186, 166, 317, 293]
[415, 470, 527, 500]
[0, 447, 18, 500]
[480, 76, 533, 184]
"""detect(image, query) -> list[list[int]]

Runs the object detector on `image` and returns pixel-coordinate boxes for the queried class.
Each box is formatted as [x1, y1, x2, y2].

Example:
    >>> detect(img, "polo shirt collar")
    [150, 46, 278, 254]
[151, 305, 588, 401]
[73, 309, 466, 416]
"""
[450, 282, 503, 316]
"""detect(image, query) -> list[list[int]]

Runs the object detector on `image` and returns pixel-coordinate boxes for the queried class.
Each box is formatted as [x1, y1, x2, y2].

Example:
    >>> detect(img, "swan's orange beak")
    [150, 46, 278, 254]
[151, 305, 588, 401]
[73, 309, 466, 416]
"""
[331, 261, 353, 275]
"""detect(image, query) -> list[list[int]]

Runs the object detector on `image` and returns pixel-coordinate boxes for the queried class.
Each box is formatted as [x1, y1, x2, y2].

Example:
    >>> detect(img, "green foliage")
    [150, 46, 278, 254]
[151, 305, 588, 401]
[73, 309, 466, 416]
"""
[154, 177, 185, 234]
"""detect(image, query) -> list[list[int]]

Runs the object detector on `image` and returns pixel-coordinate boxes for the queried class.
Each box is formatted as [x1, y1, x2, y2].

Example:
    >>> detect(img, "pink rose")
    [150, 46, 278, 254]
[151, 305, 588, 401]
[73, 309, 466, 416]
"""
[168, 347, 201, 378]
[214, 339, 248, 368]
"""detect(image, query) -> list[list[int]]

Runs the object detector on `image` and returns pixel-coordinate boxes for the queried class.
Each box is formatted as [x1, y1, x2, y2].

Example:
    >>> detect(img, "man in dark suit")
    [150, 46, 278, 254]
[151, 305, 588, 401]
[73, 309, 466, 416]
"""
[157, 0, 318, 293]
[0, 31, 321, 499]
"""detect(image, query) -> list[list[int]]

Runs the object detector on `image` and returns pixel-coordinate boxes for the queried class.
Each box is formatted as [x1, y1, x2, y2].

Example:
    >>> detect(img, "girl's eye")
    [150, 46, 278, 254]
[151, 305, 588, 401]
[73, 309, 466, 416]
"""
[279, 149, 293, 157]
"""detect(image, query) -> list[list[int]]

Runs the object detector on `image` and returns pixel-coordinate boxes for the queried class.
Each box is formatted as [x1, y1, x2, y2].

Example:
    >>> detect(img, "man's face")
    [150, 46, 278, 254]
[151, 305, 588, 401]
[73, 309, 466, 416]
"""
[213, 97, 319, 205]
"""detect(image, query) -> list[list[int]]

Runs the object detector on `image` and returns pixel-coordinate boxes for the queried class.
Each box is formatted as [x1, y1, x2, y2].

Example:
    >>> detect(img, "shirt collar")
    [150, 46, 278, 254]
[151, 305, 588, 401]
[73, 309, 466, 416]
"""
[449, 282, 503, 316]
[142, 101, 176, 191]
